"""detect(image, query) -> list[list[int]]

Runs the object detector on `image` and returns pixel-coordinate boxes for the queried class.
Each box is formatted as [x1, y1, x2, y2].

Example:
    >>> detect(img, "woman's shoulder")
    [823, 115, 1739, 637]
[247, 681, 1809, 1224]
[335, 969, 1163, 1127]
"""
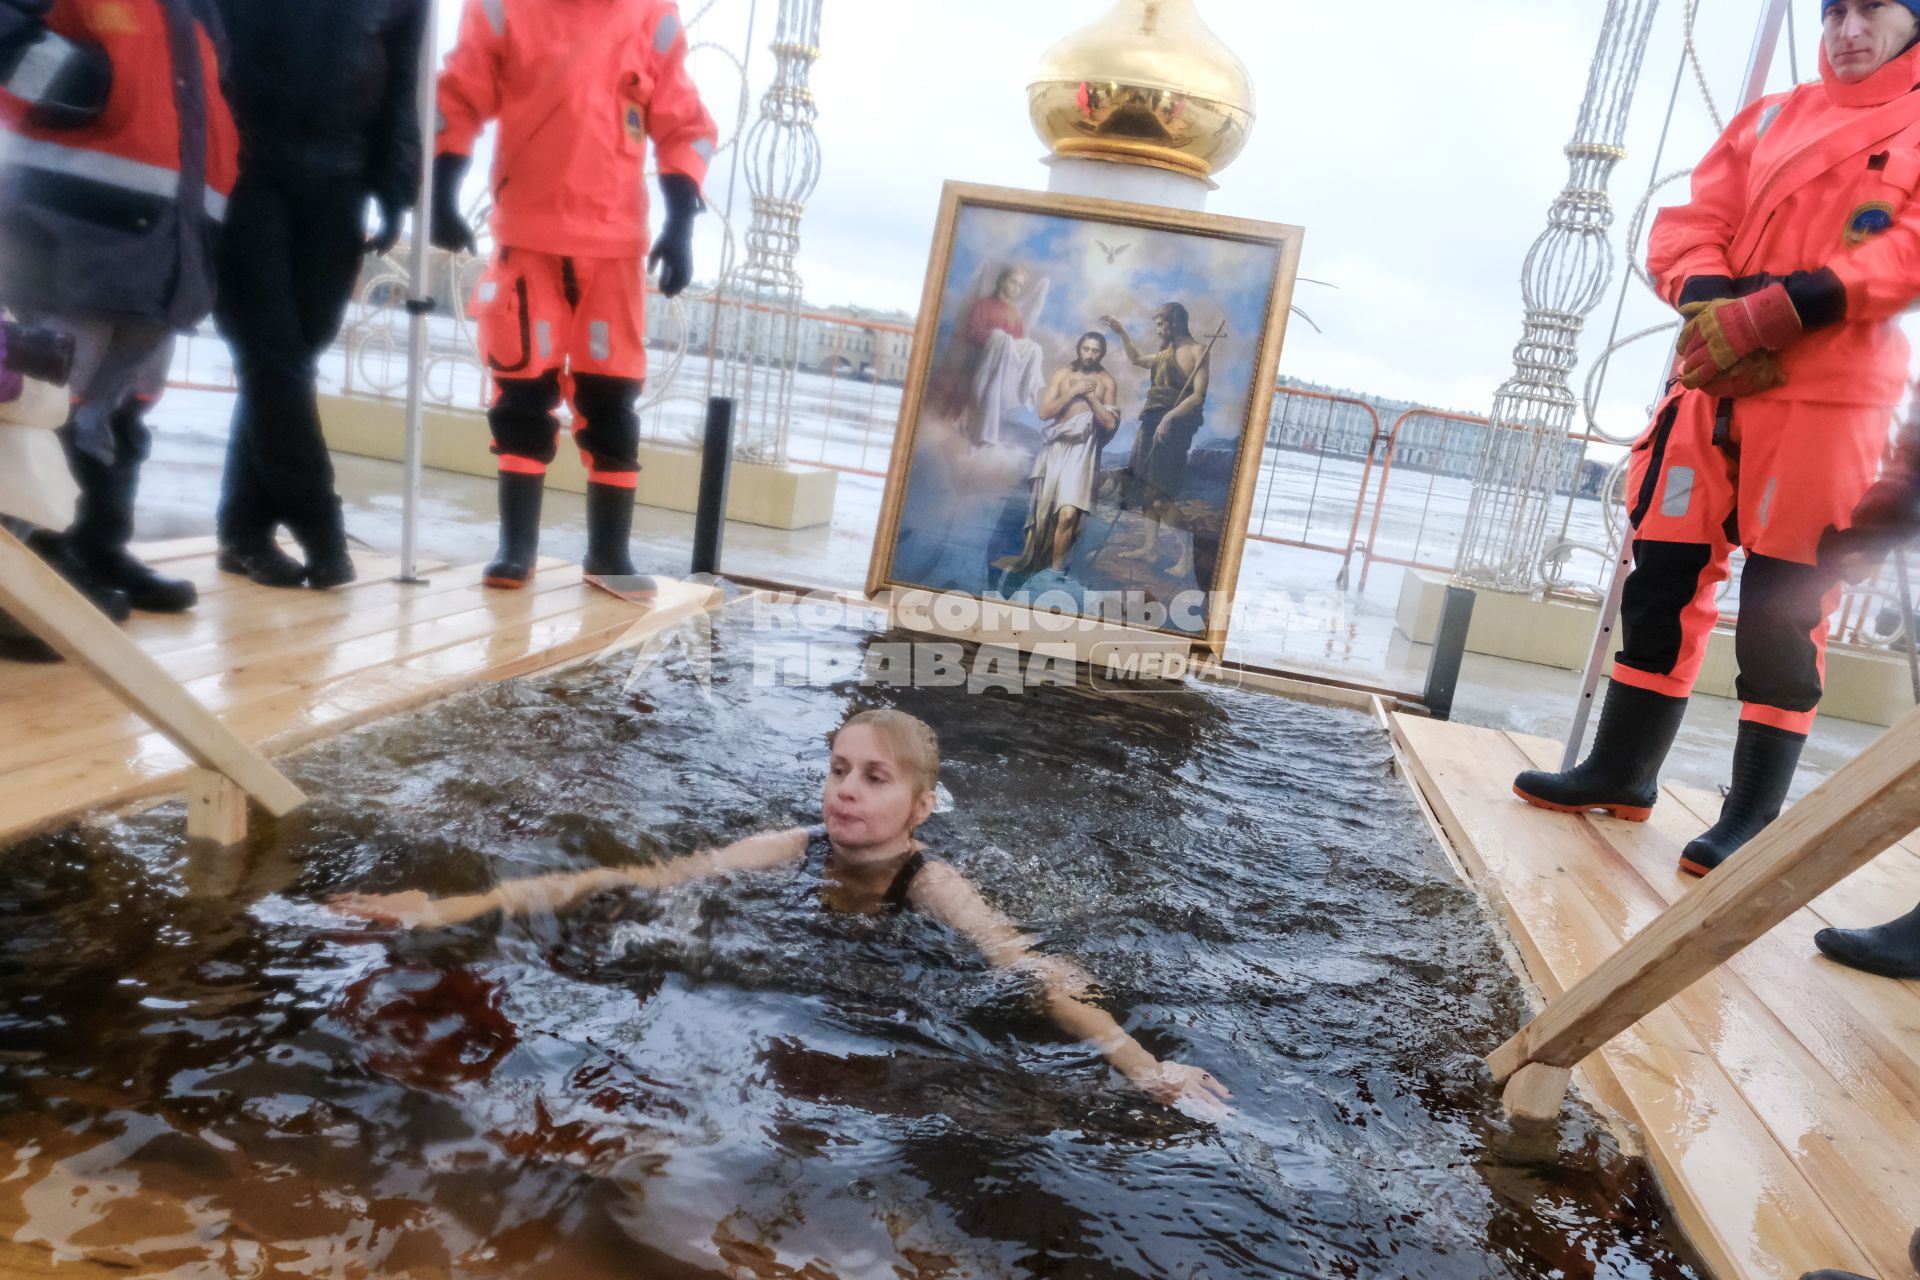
[905, 855, 969, 902]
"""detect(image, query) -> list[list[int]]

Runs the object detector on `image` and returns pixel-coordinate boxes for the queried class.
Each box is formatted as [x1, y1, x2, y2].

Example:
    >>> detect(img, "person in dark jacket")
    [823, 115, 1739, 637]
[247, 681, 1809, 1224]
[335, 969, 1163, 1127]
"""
[0, 0, 239, 614]
[209, 0, 424, 588]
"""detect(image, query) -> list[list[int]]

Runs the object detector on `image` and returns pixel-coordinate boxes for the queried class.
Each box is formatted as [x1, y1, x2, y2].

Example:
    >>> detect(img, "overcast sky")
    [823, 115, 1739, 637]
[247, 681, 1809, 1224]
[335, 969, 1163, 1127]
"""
[438, 1, 1863, 442]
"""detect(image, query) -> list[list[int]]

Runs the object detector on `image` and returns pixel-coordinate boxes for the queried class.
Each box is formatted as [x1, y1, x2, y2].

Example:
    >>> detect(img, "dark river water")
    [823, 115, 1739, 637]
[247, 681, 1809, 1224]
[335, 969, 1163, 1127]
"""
[0, 609, 1702, 1278]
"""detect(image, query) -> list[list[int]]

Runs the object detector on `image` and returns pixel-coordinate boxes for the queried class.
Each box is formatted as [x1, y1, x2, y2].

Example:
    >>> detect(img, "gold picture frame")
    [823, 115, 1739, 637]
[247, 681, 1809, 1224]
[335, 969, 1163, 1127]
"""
[866, 181, 1303, 658]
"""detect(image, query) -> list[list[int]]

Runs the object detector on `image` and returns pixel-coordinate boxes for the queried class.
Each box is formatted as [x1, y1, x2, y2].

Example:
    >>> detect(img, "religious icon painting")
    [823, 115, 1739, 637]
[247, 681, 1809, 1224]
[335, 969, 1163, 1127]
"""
[867, 181, 1303, 656]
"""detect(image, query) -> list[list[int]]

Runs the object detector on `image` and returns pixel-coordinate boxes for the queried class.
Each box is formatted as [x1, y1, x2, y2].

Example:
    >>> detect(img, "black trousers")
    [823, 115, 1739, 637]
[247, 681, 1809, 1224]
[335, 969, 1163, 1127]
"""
[213, 170, 366, 546]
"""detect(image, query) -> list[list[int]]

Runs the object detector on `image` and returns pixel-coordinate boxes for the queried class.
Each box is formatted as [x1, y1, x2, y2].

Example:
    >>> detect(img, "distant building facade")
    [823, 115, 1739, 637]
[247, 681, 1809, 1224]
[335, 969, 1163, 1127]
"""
[646, 290, 914, 384]
[1269, 376, 1596, 493]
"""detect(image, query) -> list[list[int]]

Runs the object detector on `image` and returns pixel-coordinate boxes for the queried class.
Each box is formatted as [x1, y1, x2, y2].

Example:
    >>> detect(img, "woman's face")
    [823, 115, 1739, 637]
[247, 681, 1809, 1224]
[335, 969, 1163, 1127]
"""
[823, 725, 934, 855]
[1825, 0, 1919, 81]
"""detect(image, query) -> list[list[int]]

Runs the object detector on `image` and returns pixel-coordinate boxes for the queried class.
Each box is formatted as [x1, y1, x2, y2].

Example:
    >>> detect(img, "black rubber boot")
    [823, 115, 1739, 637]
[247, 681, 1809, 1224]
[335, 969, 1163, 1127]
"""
[582, 480, 637, 576]
[217, 536, 309, 588]
[484, 471, 543, 589]
[581, 479, 656, 599]
[24, 527, 130, 622]
[1678, 720, 1806, 877]
[1813, 901, 1920, 980]
[293, 499, 356, 590]
[61, 412, 196, 613]
[1513, 681, 1688, 822]
[0, 608, 60, 663]
[1798, 1271, 1872, 1280]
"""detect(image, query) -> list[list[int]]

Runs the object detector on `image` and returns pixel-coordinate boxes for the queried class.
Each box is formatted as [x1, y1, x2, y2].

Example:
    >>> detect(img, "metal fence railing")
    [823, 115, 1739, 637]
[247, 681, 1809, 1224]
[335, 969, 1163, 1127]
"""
[166, 314, 1920, 662]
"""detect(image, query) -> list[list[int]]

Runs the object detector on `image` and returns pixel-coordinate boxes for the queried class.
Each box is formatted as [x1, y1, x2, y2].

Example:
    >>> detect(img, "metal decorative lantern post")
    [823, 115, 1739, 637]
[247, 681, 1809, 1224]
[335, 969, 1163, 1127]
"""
[712, 0, 825, 464]
[1453, 0, 1659, 593]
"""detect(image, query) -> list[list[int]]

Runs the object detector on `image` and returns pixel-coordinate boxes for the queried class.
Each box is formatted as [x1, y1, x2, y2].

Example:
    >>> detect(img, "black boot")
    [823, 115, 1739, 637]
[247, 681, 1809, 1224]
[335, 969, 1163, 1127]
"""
[218, 536, 309, 588]
[61, 411, 196, 613]
[484, 471, 543, 589]
[215, 408, 306, 587]
[1798, 1272, 1872, 1279]
[1514, 681, 1688, 822]
[1813, 901, 1920, 980]
[0, 608, 59, 663]
[24, 527, 130, 622]
[291, 498, 356, 590]
[1678, 720, 1806, 877]
[582, 479, 656, 598]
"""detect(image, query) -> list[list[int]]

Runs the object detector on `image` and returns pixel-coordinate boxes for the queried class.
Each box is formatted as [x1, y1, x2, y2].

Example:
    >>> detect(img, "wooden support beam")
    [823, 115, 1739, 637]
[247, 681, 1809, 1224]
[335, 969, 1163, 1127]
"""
[0, 526, 305, 817]
[1500, 1061, 1573, 1123]
[184, 768, 248, 846]
[1489, 704, 1920, 1088]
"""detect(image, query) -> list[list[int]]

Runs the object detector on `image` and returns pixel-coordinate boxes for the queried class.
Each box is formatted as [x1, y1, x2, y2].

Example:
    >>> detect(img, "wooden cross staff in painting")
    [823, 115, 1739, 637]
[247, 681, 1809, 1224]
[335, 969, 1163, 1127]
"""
[867, 182, 1303, 658]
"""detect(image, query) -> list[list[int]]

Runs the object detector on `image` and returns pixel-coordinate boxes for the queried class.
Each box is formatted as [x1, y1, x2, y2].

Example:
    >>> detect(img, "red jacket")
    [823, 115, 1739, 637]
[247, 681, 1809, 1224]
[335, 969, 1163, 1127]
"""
[435, 0, 717, 259]
[1650, 42, 1920, 408]
[0, 0, 238, 326]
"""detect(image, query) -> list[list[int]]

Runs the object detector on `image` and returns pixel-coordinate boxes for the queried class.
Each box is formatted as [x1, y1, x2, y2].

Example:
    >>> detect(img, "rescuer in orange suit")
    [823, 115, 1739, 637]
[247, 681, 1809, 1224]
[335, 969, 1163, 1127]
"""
[1515, 0, 1920, 878]
[0, 0, 238, 616]
[430, 0, 717, 592]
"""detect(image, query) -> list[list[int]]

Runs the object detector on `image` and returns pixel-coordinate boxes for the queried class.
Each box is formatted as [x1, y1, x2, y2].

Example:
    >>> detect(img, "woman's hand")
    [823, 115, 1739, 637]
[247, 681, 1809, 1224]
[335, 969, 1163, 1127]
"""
[329, 889, 473, 930]
[1126, 1058, 1234, 1112]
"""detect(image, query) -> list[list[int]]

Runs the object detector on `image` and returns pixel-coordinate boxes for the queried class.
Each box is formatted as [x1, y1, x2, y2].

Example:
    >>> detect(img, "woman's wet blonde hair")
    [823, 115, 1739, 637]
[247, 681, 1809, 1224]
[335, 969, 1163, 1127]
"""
[836, 710, 940, 796]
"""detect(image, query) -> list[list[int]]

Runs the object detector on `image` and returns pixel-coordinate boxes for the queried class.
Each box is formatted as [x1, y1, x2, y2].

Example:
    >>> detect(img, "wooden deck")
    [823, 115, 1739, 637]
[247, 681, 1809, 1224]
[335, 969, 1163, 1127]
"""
[1391, 713, 1920, 1280]
[0, 539, 722, 847]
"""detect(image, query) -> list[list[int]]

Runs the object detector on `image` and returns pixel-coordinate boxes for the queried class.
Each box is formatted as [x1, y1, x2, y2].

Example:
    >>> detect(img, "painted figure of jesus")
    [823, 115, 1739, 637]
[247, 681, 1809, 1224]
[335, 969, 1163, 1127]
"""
[994, 331, 1120, 579]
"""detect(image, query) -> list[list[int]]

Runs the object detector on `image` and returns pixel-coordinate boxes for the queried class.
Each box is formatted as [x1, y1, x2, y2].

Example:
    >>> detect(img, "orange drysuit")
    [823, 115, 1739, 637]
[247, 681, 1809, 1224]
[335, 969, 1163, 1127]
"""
[435, 0, 716, 481]
[1616, 41, 1920, 734]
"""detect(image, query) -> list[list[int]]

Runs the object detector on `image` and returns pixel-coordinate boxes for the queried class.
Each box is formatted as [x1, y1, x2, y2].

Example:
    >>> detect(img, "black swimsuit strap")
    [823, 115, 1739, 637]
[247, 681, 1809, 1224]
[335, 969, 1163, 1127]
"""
[807, 826, 927, 914]
[881, 850, 926, 914]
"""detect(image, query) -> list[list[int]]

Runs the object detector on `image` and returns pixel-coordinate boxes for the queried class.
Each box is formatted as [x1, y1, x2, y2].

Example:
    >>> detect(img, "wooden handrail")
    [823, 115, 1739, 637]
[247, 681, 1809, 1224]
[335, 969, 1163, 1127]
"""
[1488, 703, 1920, 1119]
[0, 527, 306, 832]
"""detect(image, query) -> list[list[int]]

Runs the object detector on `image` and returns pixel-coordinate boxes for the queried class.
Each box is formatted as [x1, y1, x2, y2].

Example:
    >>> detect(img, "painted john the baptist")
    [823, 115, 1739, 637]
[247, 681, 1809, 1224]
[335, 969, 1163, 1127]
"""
[872, 184, 1301, 650]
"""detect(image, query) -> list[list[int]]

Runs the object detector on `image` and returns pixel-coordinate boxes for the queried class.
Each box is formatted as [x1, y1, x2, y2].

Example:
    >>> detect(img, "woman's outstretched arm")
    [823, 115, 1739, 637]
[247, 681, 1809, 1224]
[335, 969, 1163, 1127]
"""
[329, 827, 811, 929]
[909, 862, 1232, 1111]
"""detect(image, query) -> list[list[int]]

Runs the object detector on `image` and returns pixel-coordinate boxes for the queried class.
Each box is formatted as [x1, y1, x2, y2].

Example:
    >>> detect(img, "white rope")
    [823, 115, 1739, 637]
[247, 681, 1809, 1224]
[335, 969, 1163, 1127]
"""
[1683, 0, 1725, 132]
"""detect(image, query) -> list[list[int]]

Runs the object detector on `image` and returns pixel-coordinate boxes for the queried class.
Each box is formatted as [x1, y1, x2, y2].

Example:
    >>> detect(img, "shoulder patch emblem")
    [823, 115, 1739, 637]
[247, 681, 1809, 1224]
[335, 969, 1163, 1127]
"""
[1846, 200, 1896, 245]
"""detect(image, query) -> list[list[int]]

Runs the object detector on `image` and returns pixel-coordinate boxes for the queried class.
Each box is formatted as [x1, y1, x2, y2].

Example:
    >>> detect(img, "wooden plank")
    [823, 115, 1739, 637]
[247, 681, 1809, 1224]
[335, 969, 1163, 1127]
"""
[1515, 742, 1920, 1097]
[0, 572, 602, 804]
[1391, 714, 1876, 1280]
[1507, 733, 1920, 1279]
[1489, 705, 1920, 1084]
[1655, 780, 1920, 1069]
[127, 535, 219, 564]
[0, 560, 573, 752]
[1191, 659, 1381, 711]
[129, 551, 446, 622]
[0, 576, 720, 845]
[0, 527, 304, 817]
[0, 550, 455, 716]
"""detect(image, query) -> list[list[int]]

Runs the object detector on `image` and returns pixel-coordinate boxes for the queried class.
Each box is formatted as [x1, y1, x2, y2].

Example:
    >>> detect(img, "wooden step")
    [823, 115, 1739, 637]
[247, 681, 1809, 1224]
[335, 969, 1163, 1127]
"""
[1392, 714, 1884, 1280]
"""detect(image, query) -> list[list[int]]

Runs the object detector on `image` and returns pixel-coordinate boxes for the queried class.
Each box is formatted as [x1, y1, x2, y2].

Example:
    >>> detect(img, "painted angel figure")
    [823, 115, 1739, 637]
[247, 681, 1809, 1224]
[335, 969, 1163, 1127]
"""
[925, 263, 1052, 447]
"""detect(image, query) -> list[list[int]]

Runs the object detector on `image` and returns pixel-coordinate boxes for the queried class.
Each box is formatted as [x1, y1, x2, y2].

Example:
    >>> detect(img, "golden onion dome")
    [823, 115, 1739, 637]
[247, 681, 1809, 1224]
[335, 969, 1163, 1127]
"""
[1028, 0, 1256, 180]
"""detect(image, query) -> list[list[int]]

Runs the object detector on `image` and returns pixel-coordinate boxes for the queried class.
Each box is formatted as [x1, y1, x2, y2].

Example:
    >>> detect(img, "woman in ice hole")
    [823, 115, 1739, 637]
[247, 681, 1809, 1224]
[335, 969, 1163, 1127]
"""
[331, 709, 1234, 1112]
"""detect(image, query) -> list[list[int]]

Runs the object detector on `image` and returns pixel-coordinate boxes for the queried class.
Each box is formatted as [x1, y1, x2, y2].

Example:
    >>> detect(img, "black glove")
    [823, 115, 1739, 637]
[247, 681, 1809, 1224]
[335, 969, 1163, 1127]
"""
[429, 152, 476, 255]
[365, 192, 406, 257]
[1819, 464, 1920, 580]
[646, 173, 702, 298]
